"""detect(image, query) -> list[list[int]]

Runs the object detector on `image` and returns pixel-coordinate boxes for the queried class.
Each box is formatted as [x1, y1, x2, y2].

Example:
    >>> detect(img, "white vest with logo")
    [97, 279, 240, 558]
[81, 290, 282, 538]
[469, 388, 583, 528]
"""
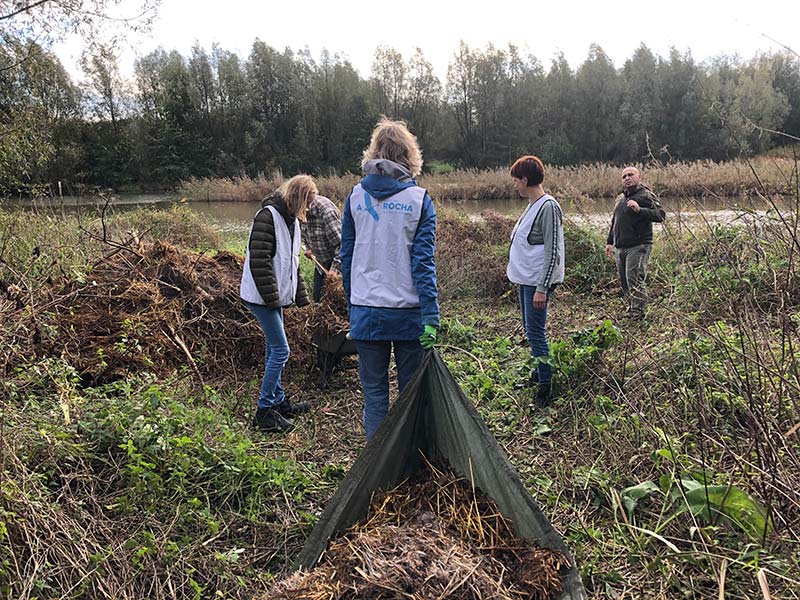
[506, 194, 565, 287]
[349, 184, 425, 308]
[240, 206, 301, 306]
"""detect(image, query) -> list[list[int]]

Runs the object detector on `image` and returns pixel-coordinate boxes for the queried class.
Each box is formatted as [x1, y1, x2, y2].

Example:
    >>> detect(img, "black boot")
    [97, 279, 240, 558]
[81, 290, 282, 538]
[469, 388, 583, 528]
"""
[532, 382, 553, 409]
[275, 398, 310, 418]
[252, 408, 294, 433]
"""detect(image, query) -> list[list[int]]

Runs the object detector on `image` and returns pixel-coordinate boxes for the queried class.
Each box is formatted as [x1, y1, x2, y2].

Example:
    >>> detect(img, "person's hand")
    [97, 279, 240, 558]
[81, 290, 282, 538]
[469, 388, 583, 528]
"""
[605, 244, 614, 259]
[419, 325, 437, 350]
[533, 291, 547, 310]
[304, 249, 314, 259]
[626, 199, 641, 213]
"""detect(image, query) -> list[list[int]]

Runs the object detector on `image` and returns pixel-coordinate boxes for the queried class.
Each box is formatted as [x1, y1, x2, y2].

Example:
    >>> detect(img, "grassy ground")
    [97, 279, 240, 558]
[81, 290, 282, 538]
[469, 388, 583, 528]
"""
[1, 200, 798, 599]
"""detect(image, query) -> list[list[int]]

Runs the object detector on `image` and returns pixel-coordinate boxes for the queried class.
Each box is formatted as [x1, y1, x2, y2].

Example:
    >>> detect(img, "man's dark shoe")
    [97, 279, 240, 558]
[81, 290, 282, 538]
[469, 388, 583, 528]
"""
[532, 383, 553, 409]
[252, 408, 294, 433]
[275, 398, 310, 418]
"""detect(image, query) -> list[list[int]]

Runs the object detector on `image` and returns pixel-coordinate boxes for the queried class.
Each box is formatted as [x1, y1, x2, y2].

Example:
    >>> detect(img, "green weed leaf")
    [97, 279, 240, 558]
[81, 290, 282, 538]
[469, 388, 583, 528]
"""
[620, 481, 661, 518]
[683, 484, 772, 541]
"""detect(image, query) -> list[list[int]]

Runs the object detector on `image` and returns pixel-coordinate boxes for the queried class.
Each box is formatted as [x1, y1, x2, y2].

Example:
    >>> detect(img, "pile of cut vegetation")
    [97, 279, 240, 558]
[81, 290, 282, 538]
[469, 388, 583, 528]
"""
[436, 210, 516, 300]
[305, 273, 349, 338]
[45, 241, 264, 382]
[269, 461, 569, 600]
[3, 241, 323, 384]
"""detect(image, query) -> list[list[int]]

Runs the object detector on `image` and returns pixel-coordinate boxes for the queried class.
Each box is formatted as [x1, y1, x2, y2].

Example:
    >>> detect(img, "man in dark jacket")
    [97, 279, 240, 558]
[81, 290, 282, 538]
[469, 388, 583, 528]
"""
[605, 167, 666, 319]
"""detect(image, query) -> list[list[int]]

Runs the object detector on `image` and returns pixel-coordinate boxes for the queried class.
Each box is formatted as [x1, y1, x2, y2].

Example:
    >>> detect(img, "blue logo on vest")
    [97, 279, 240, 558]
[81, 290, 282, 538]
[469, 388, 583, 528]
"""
[356, 192, 415, 221]
[355, 193, 380, 221]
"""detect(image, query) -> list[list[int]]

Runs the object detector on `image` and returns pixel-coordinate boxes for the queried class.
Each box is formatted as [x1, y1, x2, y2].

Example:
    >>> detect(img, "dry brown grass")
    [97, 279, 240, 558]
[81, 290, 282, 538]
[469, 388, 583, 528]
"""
[435, 209, 516, 301]
[427, 157, 799, 200]
[178, 156, 799, 203]
[179, 173, 360, 204]
[268, 461, 569, 600]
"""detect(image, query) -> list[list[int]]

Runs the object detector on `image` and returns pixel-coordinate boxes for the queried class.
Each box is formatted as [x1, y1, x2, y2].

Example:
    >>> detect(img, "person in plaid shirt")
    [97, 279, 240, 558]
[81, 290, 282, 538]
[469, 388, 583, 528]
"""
[301, 192, 342, 301]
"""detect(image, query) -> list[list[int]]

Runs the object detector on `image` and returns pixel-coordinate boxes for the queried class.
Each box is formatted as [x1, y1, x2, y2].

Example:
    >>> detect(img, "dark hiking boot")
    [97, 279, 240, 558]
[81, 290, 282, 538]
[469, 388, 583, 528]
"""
[275, 398, 310, 417]
[531, 383, 553, 409]
[252, 408, 294, 433]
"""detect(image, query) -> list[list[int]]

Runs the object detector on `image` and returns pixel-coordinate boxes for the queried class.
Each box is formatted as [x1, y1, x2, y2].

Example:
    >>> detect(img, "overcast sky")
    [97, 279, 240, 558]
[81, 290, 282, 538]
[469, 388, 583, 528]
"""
[54, 0, 799, 81]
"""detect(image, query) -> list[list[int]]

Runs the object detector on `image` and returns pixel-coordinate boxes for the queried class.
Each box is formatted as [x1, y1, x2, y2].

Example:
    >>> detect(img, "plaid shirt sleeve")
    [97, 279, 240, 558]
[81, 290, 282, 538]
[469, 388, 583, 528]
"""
[305, 197, 342, 271]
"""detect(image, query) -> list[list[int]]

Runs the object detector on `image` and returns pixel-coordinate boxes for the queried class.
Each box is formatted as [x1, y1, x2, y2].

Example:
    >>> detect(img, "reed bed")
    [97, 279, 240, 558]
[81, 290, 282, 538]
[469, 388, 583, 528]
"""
[178, 156, 799, 204]
[179, 173, 359, 204]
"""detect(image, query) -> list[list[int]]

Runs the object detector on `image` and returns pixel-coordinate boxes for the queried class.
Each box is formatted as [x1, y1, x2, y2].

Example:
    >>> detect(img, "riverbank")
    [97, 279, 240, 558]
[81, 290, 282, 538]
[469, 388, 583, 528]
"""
[1, 205, 798, 598]
[178, 155, 799, 203]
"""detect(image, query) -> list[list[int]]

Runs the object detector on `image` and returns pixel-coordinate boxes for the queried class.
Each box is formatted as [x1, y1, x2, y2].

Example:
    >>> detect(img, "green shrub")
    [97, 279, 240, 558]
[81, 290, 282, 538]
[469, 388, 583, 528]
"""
[113, 204, 221, 250]
[0, 371, 308, 598]
[8, 372, 308, 521]
[563, 220, 615, 292]
[0, 210, 92, 289]
[426, 160, 456, 175]
[657, 222, 797, 313]
[550, 319, 622, 388]
[0, 206, 222, 298]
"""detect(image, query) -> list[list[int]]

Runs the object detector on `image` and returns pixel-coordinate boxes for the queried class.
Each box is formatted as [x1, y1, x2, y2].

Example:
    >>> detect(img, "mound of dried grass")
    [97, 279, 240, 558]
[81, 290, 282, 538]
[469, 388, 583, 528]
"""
[268, 461, 568, 600]
[307, 273, 349, 338]
[179, 174, 361, 204]
[273, 523, 512, 599]
[2, 241, 323, 384]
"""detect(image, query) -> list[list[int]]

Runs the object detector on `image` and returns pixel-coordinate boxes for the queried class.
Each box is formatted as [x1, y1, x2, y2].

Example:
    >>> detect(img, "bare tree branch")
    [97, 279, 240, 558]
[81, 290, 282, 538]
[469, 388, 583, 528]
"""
[743, 117, 800, 144]
[761, 34, 800, 60]
[0, 0, 52, 21]
[0, 40, 42, 73]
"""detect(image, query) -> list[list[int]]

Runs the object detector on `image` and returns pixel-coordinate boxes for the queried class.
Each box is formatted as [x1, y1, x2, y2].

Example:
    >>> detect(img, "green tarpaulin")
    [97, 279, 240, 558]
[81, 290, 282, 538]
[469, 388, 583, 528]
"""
[294, 349, 587, 600]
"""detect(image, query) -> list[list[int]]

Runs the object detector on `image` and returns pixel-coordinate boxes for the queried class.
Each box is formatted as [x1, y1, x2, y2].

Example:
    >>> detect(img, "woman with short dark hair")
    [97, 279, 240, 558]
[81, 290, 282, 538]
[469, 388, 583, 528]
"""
[507, 155, 565, 407]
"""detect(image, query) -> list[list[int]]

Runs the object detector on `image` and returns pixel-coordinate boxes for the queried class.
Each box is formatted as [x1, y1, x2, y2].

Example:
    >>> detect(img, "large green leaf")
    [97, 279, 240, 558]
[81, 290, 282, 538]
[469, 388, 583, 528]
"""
[683, 484, 772, 541]
[620, 481, 661, 519]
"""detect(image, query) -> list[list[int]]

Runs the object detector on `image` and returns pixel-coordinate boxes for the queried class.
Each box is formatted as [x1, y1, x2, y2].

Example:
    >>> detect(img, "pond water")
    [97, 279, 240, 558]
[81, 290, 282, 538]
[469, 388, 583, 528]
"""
[3, 193, 794, 237]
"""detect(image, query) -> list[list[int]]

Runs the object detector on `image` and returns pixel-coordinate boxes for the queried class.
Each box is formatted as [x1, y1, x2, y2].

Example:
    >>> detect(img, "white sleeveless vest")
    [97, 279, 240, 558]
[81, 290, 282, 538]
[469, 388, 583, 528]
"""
[506, 194, 565, 287]
[349, 184, 425, 308]
[240, 206, 301, 306]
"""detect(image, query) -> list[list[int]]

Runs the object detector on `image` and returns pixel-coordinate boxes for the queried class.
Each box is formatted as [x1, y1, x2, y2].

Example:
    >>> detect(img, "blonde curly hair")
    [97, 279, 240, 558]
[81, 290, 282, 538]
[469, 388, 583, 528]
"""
[361, 118, 423, 177]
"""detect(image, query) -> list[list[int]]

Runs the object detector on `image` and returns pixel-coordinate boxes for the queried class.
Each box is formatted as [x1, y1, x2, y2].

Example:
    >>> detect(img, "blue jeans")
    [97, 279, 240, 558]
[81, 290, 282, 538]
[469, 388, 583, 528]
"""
[355, 340, 425, 440]
[519, 285, 552, 385]
[244, 302, 289, 409]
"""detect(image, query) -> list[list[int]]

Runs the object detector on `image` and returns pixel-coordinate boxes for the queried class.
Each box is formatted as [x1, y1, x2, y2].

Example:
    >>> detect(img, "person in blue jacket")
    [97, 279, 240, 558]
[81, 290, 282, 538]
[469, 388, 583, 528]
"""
[341, 118, 440, 440]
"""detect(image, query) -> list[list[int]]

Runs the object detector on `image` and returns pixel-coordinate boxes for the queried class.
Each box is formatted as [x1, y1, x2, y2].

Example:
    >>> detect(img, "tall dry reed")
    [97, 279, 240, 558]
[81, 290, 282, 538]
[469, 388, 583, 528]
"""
[178, 157, 798, 203]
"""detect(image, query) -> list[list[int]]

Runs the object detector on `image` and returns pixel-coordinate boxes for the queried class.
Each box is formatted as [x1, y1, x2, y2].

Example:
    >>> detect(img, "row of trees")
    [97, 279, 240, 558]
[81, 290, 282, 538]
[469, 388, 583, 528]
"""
[2, 32, 800, 194]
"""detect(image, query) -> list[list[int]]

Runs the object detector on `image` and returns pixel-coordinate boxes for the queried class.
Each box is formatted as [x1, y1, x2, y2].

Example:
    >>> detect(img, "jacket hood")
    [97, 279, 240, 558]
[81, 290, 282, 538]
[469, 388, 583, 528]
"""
[262, 191, 289, 213]
[361, 159, 417, 200]
[261, 191, 295, 226]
